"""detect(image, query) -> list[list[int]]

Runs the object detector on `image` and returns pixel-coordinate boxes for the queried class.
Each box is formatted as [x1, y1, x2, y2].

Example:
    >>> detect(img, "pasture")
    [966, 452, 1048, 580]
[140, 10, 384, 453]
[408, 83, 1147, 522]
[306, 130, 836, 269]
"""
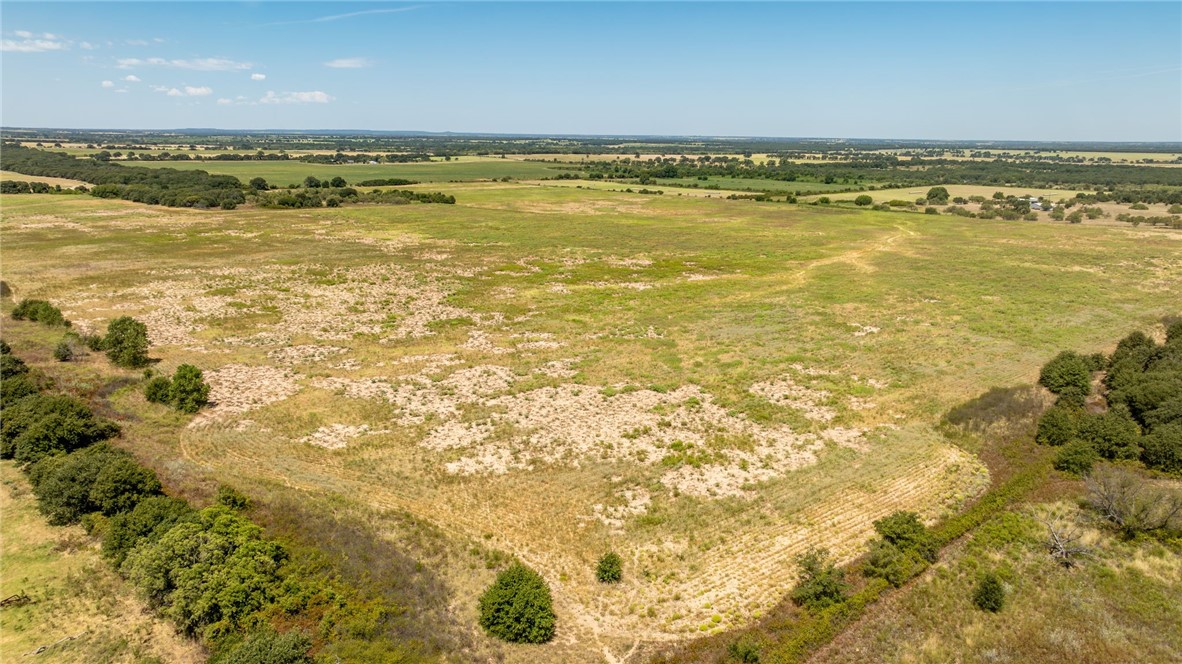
[2, 186, 1179, 660]
[122, 157, 571, 185]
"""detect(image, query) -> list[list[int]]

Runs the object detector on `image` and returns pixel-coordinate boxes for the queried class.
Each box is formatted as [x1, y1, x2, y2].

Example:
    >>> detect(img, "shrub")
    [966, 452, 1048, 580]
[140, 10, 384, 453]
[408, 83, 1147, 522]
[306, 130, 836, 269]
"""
[595, 551, 623, 583]
[211, 629, 312, 664]
[972, 572, 1005, 612]
[170, 364, 210, 413]
[1038, 351, 1092, 397]
[1, 354, 29, 379]
[854, 195, 872, 206]
[1, 373, 41, 409]
[103, 316, 150, 368]
[144, 376, 173, 403]
[103, 495, 195, 567]
[925, 206, 939, 215]
[0, 339, 9, 354]
[727, 636, 762, 663]
[89, 455, 162, 516]
[1086, 466, 1182, 536]
[53, 340, 74, 362]
[29, 444, 127, 524]
[122, 506, 288, 636]
[477, 562, 557, 643]
[216, 485, 251, 511]
[1036, 404, 1081, 447]
[863, 511, 937, 587]
[1077, 406, 1142, 460]
[1054, 439, 1099, 475]
[789, 548, 847, 611]
[872, 511, 936, 561]
[0, 394, 120, 465]
[1141, 422, 1182, 474]
[11, 299, 69, 327]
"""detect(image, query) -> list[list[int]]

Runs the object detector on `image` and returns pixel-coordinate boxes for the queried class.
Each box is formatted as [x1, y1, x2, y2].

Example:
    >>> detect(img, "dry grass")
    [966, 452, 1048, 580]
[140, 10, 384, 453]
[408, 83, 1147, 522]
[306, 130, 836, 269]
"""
[2, 187, 1180, 661]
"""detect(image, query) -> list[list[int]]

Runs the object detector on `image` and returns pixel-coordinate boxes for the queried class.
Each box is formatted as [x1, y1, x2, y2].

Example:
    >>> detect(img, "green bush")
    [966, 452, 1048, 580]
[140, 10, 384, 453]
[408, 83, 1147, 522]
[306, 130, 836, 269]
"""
[28, 444, 128, 524]
[1, 354, 29, 379]
[170, 364, 210, 413]
[477, 562, 557, 643]
[211, 629, 312, 664]
[1077, 405, 1142, 460]
[0, 394, 119, 464]
[0, 339, 9, 354]
[790, 548, 847, 611]
[11, 298, 69, 327]
[1035, 404, 1081, 447]
[145, 376, 173, 403]
[727, 636, 762, 663]
[854, 195, 872, 206]
[972, 572, 1005, 612]
[1, 373, 41, 409]
[1038, 351, 1092, 397]
[103, 495, 195, 567]
[872, 511, 936, 560]
[122, 506, 288, 636]
[89, 455, 162, 516]
[926, 186, 950, 204]
[595, 551, 622, 583]
[216, 485, 250, 511]
[53, 340, 74, 362]
[1054, 439, 1099, 475]
[103, 316, 150, 368]
[863, 511, 937, 587]
[1141, 422, 1182, 474]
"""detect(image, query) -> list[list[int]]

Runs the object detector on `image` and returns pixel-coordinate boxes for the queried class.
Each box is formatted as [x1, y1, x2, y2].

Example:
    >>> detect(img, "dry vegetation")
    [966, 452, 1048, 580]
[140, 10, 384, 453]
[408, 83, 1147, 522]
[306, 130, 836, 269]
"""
[2, 182, 1180, 661]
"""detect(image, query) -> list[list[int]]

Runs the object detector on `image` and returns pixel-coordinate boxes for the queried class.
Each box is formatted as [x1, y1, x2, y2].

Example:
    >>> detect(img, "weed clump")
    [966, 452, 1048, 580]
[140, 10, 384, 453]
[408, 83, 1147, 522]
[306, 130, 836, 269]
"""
[596, 551, 623, 583]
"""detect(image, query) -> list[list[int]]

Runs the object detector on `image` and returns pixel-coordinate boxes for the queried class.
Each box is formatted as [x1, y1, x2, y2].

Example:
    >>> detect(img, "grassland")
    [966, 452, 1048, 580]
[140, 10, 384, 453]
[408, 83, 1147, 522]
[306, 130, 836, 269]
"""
[800, 184, 1091, 203]
[0, 464, 203, 663]
[0, 170, 89, 188]
[121, 157, 572, 185]
[2, 185, 1180, 661]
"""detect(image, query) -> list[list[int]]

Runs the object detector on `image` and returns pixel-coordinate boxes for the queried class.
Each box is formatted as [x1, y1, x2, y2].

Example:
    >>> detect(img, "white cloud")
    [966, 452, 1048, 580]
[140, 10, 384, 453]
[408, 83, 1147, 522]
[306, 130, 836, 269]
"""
[2, 34, 69, 53]
[101, 80, 115, 88]
[117, 57, 251, 71]
[124, 74, 141, 82]
[217, 98, 233, 105]
[250, 73, 266, 81]
[155, 85, 213, 97]
[80, 41, 95, 50]
[264, 6, 422, 27]
[259, 90, 333, 104]
[323, 57, 371, 69]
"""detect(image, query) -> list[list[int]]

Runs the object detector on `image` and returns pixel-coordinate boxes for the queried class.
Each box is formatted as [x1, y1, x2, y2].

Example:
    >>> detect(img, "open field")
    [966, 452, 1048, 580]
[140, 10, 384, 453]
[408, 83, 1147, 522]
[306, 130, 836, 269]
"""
[122, 158, 572, 185]
[621, 176, 857, 194]
[0, 464, 203, 663]
[2, 186, 1180, 661]
[0, 170, 89, 188]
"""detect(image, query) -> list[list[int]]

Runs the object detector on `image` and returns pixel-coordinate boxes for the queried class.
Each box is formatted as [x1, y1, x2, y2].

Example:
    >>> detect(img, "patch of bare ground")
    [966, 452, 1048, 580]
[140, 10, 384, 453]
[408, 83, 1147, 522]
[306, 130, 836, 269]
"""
[189, 364, 303, 427]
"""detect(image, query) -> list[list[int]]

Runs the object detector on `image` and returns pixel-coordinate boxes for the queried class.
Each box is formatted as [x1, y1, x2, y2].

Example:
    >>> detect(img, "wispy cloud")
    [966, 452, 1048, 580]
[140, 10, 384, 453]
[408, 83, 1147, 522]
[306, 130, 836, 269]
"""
[153, 84, 213, 97]
[2, 31, 69, 53]
[101, 80, 115, 89]
[259, 90, 333, 104]
[250, 73, 266, 81]
[263, 6, 421, 27]
[118, 57, 252, 71]
[124, 74, 141, 82]
[323, 57, 372, 69]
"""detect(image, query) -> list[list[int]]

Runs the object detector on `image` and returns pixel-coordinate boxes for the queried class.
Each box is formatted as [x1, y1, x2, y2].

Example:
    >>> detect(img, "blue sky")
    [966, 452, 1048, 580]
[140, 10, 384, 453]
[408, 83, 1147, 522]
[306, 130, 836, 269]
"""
[2, 2, 1179, 141]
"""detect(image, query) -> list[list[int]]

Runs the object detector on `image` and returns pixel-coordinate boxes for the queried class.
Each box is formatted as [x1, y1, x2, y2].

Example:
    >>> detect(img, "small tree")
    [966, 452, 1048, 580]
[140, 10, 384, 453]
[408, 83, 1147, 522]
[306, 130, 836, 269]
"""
[972, 572, 1005, 612]
[854, 195, 873, 206]
[104, 316, 150, 368]
[595, 551, 622, 583]
[790, 548, 847, 611]
[478, 563, 556, 643]
[1036, 404, 1081, 447]
[248, 177, 269, 191]
[170, 364, 210, 413]
[925, 187, 950, 204]
[89, 455, 162, 516]
[53, 340, 74, 362]
[1038, 351, 1092, 398]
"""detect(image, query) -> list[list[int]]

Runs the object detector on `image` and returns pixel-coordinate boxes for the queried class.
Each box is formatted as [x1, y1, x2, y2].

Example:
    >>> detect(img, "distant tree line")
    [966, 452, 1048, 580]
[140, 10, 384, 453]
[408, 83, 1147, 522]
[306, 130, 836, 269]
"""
[1, 144, 245, 209]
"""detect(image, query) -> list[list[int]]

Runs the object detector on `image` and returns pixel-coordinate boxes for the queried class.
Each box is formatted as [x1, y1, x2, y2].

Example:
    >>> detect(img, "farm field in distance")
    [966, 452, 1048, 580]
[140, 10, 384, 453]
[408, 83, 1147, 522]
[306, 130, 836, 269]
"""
[3, 170, 1180, 661]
